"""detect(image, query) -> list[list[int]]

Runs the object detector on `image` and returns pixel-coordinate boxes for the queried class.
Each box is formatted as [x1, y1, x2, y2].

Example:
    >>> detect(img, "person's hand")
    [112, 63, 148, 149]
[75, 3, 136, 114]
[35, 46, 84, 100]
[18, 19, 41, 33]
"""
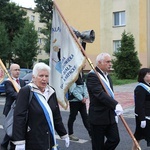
[15, 144, 25, 150]
[64, 136, 70, 147]
[140, 120, 146, 128]
[82, 98, 86, 103]
[115, 104, 123, 116]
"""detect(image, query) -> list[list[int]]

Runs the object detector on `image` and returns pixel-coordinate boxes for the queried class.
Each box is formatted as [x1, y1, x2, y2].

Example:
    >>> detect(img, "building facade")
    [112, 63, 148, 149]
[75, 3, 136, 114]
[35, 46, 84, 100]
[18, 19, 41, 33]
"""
[56, 0, 150, 70]
[22, 0, 150, 70]
[22, 7, 49, 62]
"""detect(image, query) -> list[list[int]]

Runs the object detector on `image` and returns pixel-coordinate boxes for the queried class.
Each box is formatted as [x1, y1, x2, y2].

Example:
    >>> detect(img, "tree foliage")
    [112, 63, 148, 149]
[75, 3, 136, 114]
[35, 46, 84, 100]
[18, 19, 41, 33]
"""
[0, 22, 10, 65]
[34, 0, 53, 29]
[0, 0, 9, 8]
[0, 1, 27, 66]
[34, 0, 53, 54]
[0, 2, 26, 41]
[12, 19, 39, 68]
[112, 31, 141, 79]
[0, 1, 41, 68]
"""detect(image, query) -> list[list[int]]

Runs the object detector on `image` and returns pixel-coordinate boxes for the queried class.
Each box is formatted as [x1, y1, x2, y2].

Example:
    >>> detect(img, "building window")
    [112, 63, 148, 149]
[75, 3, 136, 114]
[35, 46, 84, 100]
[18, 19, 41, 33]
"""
[38, 38, 42, 44]
[38, 27, 42, 33]
[113, 40, 121, 52]
[113, 11, 125, 26]
[31, 15, 35, 21]
[38, 16, 40, 22]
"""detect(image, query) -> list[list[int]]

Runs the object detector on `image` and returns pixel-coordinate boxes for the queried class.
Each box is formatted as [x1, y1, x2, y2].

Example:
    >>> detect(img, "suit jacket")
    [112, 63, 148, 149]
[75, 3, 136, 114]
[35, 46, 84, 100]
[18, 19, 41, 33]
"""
[3, 79, 26, 116]
[134, 82, 150, 121]
[86, 67, 118, 125]
[13, 85, 67, 149]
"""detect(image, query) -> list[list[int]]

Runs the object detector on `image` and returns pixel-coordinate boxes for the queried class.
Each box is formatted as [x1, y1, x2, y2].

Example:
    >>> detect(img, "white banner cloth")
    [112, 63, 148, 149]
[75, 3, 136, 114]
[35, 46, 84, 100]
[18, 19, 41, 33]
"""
[49, 6, 85, 109]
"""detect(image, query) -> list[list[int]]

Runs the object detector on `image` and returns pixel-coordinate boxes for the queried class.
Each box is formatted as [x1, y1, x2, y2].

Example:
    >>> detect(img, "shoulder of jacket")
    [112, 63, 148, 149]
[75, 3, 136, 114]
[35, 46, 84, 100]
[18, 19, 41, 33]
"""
[21, 85, 31, 91]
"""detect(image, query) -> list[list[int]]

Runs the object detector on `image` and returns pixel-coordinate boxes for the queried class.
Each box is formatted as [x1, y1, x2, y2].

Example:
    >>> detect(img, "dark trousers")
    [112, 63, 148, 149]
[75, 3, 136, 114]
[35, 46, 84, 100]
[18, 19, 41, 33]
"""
[90, 123, 120, 150]
[68, 101, 91, 135]
[1, 134, 15, 150]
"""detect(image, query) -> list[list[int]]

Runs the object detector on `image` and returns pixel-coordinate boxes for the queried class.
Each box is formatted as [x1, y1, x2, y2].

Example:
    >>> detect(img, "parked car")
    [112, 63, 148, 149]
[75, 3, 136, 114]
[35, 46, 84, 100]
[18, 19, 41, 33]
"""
[19, 68, 32, 78]
[22, 72, 32, 84]
[0, 68, 32, 94]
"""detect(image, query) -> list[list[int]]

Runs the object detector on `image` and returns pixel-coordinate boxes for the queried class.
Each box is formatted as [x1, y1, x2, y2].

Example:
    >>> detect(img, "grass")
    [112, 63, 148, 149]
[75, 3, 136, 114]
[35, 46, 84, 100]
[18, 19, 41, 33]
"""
[110, 74, 137, 85]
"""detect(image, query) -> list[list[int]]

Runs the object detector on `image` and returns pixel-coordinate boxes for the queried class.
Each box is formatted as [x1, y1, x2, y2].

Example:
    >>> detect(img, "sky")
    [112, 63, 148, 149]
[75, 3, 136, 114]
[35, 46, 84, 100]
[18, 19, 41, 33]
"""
[10, 0, 36, 8]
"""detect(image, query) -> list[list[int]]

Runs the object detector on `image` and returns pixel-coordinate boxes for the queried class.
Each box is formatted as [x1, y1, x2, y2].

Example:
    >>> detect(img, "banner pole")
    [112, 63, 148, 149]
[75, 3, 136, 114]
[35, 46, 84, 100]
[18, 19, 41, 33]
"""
[53, 1, 141, 149]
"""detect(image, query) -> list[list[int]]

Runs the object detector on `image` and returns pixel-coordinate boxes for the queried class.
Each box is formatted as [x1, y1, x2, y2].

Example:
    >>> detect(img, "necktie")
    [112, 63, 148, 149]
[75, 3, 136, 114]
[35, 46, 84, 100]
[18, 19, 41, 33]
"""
[16, 79, 19, 84]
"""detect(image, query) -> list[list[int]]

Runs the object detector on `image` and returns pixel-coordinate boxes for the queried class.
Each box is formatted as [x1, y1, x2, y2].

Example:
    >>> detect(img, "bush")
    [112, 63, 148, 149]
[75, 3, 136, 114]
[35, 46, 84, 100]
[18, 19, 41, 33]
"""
[112, 31, 141, 79]
[110, 73, 137, 85]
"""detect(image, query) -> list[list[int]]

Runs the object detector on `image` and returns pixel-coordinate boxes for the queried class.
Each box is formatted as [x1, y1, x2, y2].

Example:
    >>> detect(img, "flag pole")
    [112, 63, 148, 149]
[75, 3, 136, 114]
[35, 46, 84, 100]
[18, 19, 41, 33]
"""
[53, 1, 141, 149]
[0, 59, 19, 93]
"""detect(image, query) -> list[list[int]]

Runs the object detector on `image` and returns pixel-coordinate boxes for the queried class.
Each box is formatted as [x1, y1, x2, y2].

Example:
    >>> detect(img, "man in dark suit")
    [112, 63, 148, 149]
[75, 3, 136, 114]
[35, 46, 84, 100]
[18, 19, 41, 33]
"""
[86, 53, 123, 150]
[1, 63, 26, 150]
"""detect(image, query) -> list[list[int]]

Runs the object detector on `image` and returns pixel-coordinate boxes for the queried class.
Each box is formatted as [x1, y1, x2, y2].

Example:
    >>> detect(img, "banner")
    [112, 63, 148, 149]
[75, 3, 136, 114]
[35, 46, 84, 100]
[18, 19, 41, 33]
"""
[49, 6, 85, 109]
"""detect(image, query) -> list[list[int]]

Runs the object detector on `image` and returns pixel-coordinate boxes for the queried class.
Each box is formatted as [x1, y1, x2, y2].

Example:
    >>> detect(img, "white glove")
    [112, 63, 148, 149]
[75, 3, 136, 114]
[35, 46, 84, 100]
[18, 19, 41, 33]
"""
[140, 120, 146, 128]
[64, 136, 70, 147]
[115, 116, 118, 123]
[115, 104, 123, 116]
[15, 144, 25, 150]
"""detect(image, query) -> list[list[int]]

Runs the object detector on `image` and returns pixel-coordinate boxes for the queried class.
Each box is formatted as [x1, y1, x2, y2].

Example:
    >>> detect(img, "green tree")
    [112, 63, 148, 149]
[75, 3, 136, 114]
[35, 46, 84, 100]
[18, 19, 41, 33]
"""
[112, 31, 141, 79]
[0, 0, 9, 9]
[0, 22, 10, 65]
[12, 19, 39, 68]
[0, 2, 26, 41]
[34, 0, 53, 54]
[0, 2, 27, 66]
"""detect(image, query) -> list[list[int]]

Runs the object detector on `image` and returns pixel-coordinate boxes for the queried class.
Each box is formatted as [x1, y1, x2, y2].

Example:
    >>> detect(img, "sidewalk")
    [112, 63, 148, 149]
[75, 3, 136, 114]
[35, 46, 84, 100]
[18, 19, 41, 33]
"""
[114, 82, 137, 109]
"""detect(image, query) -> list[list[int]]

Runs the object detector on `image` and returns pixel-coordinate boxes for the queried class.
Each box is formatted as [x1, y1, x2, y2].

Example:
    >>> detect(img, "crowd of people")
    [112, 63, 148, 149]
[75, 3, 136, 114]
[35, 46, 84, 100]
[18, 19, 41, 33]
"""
[0, 52, 150, 150]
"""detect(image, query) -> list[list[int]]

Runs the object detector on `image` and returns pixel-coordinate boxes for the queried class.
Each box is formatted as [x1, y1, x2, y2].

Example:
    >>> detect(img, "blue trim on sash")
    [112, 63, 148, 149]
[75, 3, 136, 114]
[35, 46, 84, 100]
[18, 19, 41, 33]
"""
[101, 79, 114, 99]
[34, 92, 58, 150]
[137, 83, 150, 93]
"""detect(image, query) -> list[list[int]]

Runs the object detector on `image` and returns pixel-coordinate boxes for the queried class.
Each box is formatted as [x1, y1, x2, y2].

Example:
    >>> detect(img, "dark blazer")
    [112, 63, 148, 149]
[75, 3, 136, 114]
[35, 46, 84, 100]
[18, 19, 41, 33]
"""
[86, 67, 118, 125]
[12, 85, 67, 150]
[3, 79, 26, 116]
[134, 82, 150, 121]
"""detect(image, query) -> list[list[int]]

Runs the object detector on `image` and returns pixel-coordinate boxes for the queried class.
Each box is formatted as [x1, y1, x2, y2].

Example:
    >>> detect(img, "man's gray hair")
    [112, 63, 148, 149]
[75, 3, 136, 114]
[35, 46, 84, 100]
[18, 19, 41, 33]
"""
[32, 62, 51, 77]
[96, 53, 111, 65]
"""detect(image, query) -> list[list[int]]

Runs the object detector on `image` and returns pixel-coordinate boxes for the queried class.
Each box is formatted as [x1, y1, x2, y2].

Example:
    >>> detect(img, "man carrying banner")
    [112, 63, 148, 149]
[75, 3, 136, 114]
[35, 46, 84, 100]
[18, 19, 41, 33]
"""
[86, 53, 123, 150]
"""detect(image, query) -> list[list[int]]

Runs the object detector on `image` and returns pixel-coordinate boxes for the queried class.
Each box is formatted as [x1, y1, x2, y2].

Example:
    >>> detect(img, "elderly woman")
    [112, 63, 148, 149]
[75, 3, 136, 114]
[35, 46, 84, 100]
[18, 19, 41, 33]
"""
[12, 62, 69, 150]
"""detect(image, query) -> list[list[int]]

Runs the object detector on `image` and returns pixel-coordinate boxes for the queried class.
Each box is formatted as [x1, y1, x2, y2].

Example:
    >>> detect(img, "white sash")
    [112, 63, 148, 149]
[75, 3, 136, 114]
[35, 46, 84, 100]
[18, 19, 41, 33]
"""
[35, 93, 58, 150]
[97, 72, 114, 99]
[137, 82, 150, 93]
